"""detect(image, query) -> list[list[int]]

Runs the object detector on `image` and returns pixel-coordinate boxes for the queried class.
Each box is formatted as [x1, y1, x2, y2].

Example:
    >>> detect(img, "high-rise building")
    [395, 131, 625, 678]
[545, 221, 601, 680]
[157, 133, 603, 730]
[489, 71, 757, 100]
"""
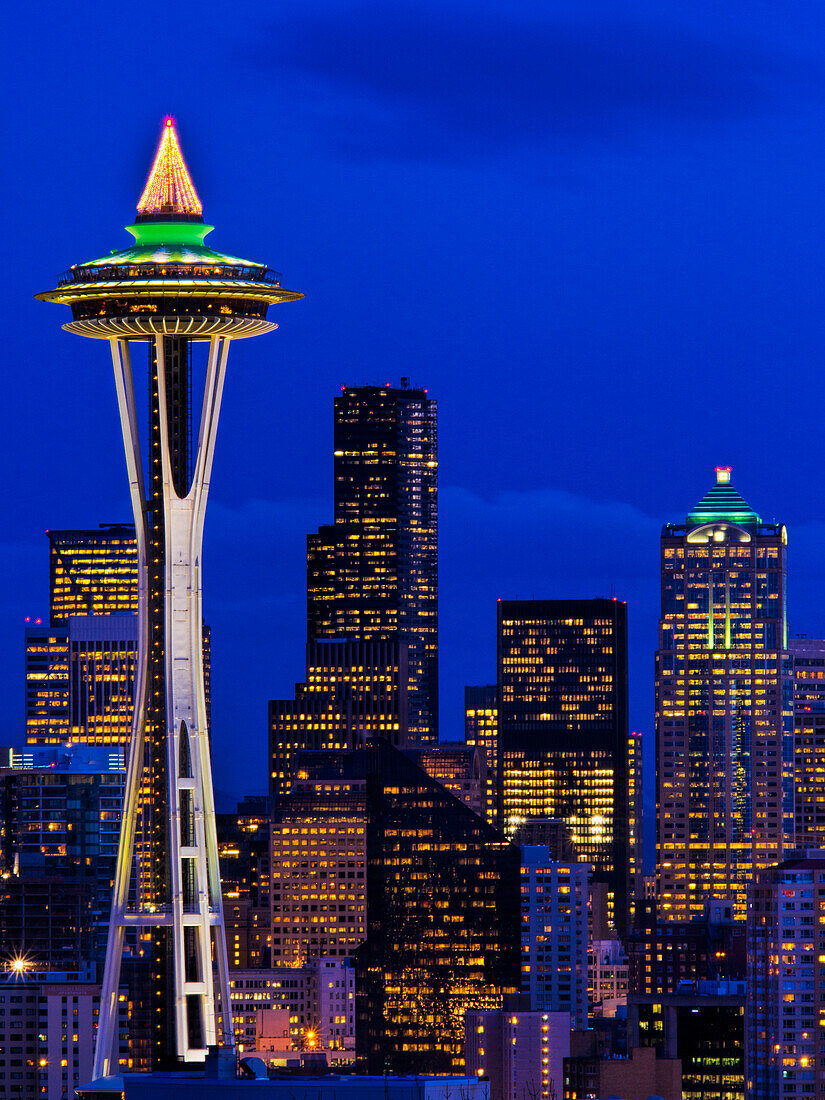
[269, 638, 407, 798]
[48, 525, 138, 626]
[519, 847, 589, 1029]
[747, 849, 825, 1099]
[465, 684, 498, 826]
[655, 468, 793, 922]
[356, 739, 520, 1075]
[39, 118, 302, 1070]
[269, 763, 367, 967]
[627, 730, 644, 907]
[791, 638, 825, 850]
[1, 744, 125, 959]
[307, 383, 438, 743]
[498, 598, 629, 932]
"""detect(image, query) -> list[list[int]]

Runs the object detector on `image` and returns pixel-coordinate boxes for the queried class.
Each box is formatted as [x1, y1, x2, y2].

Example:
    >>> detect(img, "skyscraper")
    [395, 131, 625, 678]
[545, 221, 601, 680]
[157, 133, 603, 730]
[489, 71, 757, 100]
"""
[38, 118, 302, 1070]
[48, 525, 138, 625]
[465, 684, 498, 826]
[791, 637, 825, 850]
[307, 382, 438, 743]
[655, 467, 793, 922]
[747, 850, 825, 1099]
[497, 597, 629, 932]
[356, 739, 520, 1074]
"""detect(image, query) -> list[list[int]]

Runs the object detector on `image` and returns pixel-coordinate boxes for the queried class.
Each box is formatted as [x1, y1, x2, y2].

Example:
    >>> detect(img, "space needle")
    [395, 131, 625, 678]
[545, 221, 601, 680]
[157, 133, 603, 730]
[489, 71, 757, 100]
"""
[37, 118, 302, 1073]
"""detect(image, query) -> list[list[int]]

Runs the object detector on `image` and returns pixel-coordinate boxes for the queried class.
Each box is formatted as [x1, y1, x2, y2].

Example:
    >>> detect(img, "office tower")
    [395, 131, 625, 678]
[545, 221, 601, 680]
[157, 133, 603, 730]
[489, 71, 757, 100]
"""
[38, 118, 302, 1070]
[747, 850, 825, 1099]
[627, 730, 643, 907]
[269, 638, 407, 798]
[216, 797, 272, 970]
[405, 742, 486, 817]
[1, 745, 125, 959]
[25, 617, 138, 746]
[791, 638, 825, 849]
[48, 524, 138, 625]
[465, 1007, 571, 1100]
[0, 964, 130, 1100]
[356, 739, 520, 1075]
[656, 468, 793, 922]
[270, 759, 367, 965]
[307, 382, 438, 743]
[519, 847, 589, 1029]
[629, 982, 745, 1100]
[465, 684, 498, 825]
[498, 598, 629, 933]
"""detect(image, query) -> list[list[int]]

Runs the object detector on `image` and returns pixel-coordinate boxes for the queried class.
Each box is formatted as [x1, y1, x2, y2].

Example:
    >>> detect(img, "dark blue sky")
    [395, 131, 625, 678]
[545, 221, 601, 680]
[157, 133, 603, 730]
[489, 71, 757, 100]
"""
[4, 1, 825, 807]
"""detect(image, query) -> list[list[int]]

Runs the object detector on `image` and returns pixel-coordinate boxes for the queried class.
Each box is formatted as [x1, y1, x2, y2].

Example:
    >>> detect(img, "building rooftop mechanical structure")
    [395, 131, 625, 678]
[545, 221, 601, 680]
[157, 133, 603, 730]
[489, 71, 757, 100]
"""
[37, 117, 302, 1073]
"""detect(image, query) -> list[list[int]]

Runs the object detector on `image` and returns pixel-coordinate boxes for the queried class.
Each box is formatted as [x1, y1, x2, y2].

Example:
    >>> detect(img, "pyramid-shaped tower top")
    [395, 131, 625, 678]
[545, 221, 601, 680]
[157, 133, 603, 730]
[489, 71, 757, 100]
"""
[136, 118, 203, 221]
[686, 466, 762, 526]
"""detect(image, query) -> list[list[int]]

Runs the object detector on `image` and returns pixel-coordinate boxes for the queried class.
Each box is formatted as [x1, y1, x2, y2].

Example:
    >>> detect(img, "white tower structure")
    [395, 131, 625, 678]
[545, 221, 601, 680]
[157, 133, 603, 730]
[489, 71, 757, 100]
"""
[37, 118, 302, 1073]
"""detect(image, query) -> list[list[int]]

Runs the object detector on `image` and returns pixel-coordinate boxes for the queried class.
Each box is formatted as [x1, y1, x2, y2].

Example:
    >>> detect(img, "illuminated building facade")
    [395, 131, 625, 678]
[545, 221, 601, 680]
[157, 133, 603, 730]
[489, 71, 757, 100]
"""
[269, 638, 407, 798]
[519, 848, 589, 1029]
[216, 797, 272, 970]
[588, 939, 629, 1018]
[0, 967, 130, 1100]
[655, 468, 793, 922]
[48, 525, 138, 625]
[627, 730, 644, 906]
[498, 598, 629, 933]
[270, 764, 367, 966]
[356, 739, 520, 1074]
[38, 118, 302, 1070]
[465, 684, 498, 825]
[1, 744, 125, 960]
[465, 1008, 571, 1100]
[747, 850, 825, 1099]
[791, 638, 825, 850]
[307, 382, 438, 744]
[405, 742, 485, 817]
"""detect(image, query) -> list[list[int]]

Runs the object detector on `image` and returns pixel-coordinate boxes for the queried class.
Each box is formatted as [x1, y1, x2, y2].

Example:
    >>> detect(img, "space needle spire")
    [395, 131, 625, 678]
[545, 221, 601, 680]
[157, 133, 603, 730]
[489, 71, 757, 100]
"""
[37, 119, 302, 1074]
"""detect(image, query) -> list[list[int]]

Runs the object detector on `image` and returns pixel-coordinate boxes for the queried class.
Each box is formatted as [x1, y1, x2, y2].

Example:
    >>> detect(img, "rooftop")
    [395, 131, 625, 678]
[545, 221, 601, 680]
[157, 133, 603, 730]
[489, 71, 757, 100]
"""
[686, 466, 762, 526]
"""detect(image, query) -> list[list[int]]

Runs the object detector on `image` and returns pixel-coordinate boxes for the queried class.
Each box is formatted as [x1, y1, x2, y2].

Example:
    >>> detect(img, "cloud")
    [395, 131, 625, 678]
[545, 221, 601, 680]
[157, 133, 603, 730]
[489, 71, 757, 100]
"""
[253, 1, 815, 162]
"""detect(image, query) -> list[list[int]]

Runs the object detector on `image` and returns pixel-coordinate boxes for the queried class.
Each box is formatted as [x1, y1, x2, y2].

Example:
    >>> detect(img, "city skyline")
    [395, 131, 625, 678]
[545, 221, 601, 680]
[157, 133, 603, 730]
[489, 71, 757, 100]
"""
[8, 3, 825, 810]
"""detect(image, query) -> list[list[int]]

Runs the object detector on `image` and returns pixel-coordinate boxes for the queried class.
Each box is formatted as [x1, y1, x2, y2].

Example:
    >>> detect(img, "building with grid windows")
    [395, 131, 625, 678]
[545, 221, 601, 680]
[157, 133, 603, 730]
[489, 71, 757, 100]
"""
[269, 760, 367, 967]
[269, 639, 407, 798]
[307, 382, 437, 744]
[655, 468, 793, 922]
[746, 850, 825, 1099]
[48, 525, 138, 625]
[357, 739, 520, 1075]
[465, 685, 498, 826]
[519, 847, 589, 1030]
[498, 598, 629, 933]
[791, 638, 825, 850]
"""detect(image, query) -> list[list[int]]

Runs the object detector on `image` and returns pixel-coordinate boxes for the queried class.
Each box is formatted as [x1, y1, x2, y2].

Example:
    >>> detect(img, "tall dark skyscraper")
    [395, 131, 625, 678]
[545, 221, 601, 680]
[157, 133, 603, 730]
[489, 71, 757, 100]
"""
[356, 739, 520, 1075]
[655, 468, 793, 922]
[307, 382, 438, 743]
[497, 597, 629, 933]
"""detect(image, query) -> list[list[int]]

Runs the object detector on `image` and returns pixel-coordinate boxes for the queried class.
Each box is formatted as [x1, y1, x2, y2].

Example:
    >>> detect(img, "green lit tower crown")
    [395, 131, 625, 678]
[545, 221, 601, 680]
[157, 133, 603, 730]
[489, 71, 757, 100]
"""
[37, 119, 302, 1074]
